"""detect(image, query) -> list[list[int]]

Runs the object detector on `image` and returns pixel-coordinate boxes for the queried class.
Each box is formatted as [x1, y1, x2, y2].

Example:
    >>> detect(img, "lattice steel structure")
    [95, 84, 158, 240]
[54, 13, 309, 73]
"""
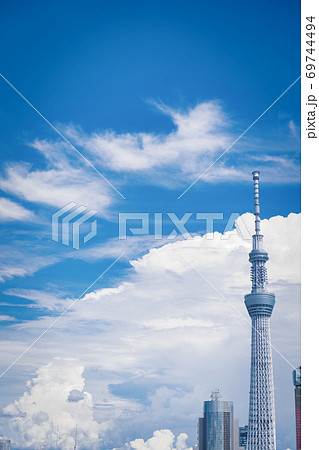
[245, 171, 276, 450]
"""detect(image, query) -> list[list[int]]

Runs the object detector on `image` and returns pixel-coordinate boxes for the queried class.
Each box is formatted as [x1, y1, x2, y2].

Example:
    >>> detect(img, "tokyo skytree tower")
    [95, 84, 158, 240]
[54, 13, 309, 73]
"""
[245, 171, 276, 450]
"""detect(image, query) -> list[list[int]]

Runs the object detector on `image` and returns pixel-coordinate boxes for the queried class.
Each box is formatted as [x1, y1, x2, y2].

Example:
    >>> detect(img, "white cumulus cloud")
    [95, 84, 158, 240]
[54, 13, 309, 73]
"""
[0, 359, 111, 449]
[129, 429, 192, 450]
[0, 213, 300, 448]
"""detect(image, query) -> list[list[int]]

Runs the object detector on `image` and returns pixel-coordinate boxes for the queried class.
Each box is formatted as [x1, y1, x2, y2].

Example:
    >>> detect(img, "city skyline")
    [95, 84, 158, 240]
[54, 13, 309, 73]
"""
[195, 172, 298, 450]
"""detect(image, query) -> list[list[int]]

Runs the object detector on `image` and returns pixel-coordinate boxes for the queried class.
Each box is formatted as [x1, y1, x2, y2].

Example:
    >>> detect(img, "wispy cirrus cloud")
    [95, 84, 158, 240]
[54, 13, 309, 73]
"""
[0, 315, 16, 322]
[0, 101, 300, 223]
[0, 244, 59, 282]
[66, 101, 231, 173]
[0, 139, 114, 215]
[58, 101, 300, 186]
[288, 120, 299, 139]
[0, 198, 36, 222]
[3, 288, 70, 311]
[28, 100, 300, 188]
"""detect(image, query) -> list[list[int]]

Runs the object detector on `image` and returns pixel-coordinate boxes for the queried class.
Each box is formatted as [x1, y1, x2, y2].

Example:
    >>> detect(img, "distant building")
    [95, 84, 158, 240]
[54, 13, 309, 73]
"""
[198, 417, 206, 450]
[233, 418, 239, 450]
[293, 366, 301, 450]
[239, 426, 248, 449]
[0, 440, 11, 450]
[198, 389, 234, 450]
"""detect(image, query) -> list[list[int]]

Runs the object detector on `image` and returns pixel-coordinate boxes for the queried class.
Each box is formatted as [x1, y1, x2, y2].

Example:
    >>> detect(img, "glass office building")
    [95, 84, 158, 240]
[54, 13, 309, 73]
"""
[293, 366, 301, 450]
[239, 426, 248, 449]
[0, 440, 11, 450]
[198, 417, 206, 450]
[199, 390, 234, 450]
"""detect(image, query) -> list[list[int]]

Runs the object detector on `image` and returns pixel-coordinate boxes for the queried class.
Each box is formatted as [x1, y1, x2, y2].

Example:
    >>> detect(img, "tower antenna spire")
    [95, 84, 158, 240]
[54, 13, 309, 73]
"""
[252, 170, 261, 235]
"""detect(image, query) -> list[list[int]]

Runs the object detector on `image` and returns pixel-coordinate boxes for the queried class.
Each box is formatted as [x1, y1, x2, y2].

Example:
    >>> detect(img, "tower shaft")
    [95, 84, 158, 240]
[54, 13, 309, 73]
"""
[245, 171, 276, 450]
[248, 316, 276, 450]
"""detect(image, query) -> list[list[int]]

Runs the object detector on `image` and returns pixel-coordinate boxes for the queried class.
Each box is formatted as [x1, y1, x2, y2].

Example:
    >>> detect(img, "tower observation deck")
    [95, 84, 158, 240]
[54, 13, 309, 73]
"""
[245, 171, 276, 450]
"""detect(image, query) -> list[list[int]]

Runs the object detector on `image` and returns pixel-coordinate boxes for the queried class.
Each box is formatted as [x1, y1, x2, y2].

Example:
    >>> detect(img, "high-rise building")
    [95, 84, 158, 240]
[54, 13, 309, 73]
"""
[198, 389, 234, 450]
[233, 418, 239, 450]
[0, 440, 11, 450]
[293, 366, 301, 450]
[198, 417, 206, 450]
[239, 426, 248, 449]
[245, 171, 276, 450]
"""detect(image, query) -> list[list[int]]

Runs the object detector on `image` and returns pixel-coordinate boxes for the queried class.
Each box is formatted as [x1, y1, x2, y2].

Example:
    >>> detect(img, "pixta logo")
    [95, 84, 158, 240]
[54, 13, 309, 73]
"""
[118, 212, 251, 240]
[52, 203, 98, 249]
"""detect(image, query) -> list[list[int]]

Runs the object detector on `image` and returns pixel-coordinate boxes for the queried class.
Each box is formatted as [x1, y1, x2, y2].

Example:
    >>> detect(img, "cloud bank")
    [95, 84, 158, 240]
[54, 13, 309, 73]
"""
[1, 359, 110, 449]
[0, 213, 300, 449]
[129, 429, 191, 450]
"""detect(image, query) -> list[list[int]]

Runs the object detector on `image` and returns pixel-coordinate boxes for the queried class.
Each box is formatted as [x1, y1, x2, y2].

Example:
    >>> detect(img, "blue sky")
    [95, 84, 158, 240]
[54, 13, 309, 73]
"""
[0, 1, 300, 449]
